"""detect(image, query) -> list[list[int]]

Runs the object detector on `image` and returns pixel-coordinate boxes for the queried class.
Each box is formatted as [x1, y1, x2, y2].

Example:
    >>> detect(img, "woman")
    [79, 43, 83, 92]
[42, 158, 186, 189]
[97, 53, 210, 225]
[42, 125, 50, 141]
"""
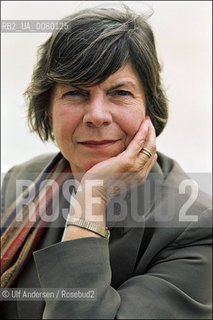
[1, 5, 212, 319]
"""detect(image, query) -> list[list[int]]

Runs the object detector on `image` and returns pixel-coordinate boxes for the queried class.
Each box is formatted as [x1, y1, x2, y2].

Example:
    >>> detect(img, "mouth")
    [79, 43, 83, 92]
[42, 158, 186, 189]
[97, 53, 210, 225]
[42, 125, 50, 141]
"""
[78, 139, 120, 149]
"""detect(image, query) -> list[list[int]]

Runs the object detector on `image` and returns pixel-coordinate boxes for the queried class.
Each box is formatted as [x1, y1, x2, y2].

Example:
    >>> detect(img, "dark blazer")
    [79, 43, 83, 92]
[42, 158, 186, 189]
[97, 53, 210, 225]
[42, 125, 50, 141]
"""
[1, 152, 212, 319]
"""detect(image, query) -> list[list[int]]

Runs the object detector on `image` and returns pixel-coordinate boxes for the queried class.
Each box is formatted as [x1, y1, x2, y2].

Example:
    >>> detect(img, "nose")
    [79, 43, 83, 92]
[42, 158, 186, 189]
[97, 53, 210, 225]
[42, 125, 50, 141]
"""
[83, 95, 112, 128]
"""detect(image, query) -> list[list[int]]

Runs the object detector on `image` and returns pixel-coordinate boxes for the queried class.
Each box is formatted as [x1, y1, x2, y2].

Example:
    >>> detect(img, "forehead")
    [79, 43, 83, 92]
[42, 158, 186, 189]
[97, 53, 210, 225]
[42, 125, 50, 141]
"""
[101, 63, 143, 88]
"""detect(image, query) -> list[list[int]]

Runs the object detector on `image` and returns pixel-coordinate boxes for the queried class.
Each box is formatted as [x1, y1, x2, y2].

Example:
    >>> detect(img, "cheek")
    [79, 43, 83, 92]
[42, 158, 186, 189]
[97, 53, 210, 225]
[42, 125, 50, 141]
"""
[117, 107, 145, 147]
[52, 108, 79, 142]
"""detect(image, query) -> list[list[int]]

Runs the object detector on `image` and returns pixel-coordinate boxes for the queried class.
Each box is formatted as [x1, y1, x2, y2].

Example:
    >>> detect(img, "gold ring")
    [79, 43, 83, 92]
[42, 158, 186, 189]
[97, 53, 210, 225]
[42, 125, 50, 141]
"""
[140, 148, 152, 158]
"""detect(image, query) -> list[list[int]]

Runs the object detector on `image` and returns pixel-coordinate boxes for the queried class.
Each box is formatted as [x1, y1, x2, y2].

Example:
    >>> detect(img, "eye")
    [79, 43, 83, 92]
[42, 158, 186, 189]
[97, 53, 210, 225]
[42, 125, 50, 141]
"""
[112, 90, 132, 96]
[62, 90, 87, 98]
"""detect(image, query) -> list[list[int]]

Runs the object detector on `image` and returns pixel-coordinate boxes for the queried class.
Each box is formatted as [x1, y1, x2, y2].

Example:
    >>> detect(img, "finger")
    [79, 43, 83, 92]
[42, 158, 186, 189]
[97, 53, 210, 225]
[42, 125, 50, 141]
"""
[138, 119, 156, 162]
[137, 119, 156, 166]
[144, 152, 158, 171]
[138, 152, 158, 181]
[125, 118, 149, 158]
[143, 119, 156, 155]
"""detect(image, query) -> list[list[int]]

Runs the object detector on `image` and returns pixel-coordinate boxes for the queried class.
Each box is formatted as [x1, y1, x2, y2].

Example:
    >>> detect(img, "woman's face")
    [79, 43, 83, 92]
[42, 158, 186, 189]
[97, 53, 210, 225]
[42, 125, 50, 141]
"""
[51, 64, 146, 174]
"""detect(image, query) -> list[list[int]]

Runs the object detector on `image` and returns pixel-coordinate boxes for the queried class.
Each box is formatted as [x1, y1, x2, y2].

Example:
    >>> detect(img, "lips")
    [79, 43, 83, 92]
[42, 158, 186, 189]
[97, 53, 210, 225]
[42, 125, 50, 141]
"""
[78, 139, 120, 149]
[80, 140, 118, 145]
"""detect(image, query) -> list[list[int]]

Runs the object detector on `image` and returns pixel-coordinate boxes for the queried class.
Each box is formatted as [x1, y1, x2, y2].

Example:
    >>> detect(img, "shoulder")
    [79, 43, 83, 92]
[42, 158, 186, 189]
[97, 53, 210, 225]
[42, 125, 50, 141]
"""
[140, 153, 212, 275]
[1, 153, 57, 211]
[9, 153, 57, 178]
[152, 152, 212, 235]
[157, 151, 211, 208]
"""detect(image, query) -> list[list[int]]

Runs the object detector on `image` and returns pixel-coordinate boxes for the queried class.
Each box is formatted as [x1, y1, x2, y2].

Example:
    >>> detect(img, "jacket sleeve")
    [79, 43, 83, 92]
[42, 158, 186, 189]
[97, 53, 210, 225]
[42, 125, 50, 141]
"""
[33, 208, 212, 320]
[1, 167, 16, 214]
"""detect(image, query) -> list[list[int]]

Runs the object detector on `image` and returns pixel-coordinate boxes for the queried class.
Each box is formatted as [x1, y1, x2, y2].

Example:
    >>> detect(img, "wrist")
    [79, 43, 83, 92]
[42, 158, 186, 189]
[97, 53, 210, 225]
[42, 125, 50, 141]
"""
[66, 216, 110, 239]
[80, 177, 108, 207]
[71, 185, 107, 223]
[62, 225, 102, 241]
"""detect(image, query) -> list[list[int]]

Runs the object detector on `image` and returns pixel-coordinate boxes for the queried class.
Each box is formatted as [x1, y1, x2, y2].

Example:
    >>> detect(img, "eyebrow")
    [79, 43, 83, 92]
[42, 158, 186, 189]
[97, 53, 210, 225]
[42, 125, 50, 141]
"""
[108, 81, 137, 91]
[58, 81, 137, 94]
